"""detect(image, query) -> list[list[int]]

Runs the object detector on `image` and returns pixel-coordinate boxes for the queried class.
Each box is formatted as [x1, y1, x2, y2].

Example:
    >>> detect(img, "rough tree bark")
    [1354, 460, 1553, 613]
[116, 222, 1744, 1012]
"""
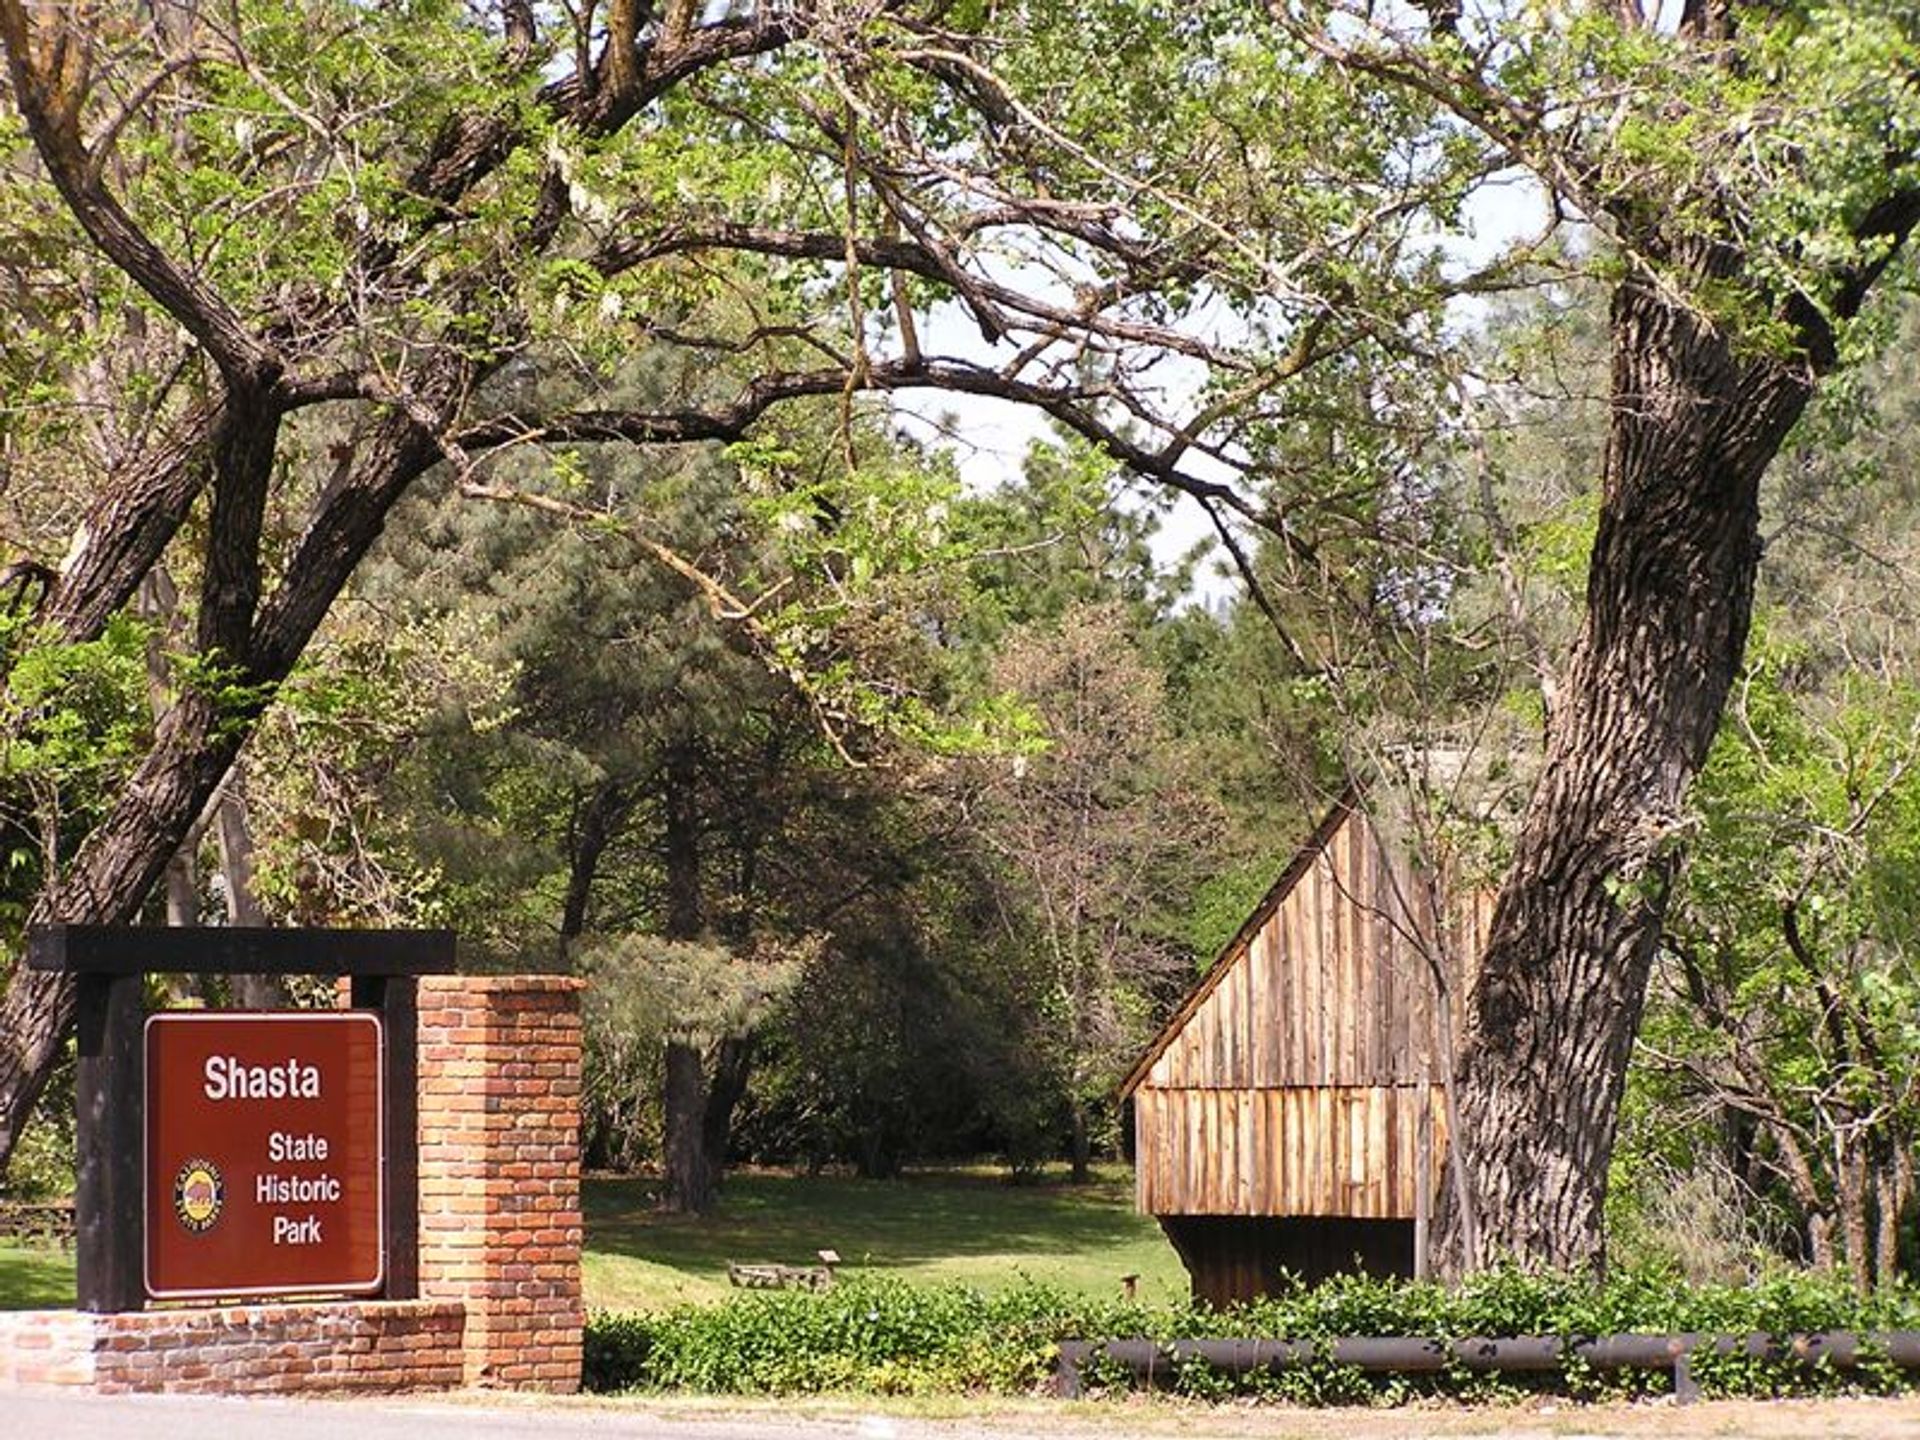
[1415, 0, 1920, 1268]
[660, 1038, 716, 1212]
[0, 0, 479, 1168]
[0, 691, 260, 1151]
[0, 415, 441, 1168]
[0, 0, 710, 1171]
[1436, 258, 1817, 1271]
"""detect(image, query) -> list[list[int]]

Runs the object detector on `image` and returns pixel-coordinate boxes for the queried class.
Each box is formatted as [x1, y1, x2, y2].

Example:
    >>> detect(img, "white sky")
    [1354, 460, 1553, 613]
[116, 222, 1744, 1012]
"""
[889, 170, 1555, 606]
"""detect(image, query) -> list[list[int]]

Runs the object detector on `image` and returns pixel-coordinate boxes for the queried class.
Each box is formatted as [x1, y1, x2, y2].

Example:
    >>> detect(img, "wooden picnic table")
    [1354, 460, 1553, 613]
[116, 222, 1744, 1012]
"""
[0, 1199, 76, 1251]
[727, 1248, 841, 1291]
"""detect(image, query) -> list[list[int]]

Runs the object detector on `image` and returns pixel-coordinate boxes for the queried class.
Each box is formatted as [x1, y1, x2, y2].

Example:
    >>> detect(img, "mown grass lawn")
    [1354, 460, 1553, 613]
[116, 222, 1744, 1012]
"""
[0, 1240, 73, 1309]
[585, 1164, 1188, 1311]
[1, 1165, 1186, 1313]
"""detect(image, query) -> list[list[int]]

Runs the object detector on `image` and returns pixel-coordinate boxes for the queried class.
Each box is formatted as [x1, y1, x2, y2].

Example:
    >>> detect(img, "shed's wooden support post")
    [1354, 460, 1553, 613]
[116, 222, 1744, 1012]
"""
[1413, 1092, 1433, 1282]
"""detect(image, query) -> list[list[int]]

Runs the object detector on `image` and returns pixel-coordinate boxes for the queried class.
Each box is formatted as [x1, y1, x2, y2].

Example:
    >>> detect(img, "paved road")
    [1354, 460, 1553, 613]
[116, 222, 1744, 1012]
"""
[14, 1388, 1920, 1440]
[3, 1391, 893, 1440]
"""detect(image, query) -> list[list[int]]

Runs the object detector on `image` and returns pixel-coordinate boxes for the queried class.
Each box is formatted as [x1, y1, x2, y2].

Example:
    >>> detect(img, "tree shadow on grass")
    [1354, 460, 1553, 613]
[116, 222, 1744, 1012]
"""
[584, 1167, 1166, 1283]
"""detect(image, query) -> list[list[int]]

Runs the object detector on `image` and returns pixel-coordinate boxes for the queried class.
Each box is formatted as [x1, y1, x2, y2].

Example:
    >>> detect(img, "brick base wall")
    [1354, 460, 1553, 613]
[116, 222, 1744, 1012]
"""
[0, 1310, 97, 1388]
[0, 1300, 464, 1393]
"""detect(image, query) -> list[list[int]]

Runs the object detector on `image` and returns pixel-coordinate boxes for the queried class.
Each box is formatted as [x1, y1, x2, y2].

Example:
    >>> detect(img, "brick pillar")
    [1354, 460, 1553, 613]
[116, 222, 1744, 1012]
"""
[415, 976, 585, 1390]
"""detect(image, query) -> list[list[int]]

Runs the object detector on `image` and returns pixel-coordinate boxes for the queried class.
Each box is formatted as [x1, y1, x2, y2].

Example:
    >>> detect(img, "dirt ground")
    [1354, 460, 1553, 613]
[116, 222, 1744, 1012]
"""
[1020, 1395, 1920, 1438]
[478, 1390, 1920, 1440]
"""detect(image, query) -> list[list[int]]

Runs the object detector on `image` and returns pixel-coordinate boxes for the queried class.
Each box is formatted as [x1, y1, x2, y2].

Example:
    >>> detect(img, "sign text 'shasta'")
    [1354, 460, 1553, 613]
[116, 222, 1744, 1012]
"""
[202, 1055, 322, 1100]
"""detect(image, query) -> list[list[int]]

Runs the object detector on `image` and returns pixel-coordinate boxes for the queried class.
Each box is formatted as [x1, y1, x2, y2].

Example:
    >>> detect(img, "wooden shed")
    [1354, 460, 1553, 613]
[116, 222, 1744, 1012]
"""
[1121, 788, 1490, 1305]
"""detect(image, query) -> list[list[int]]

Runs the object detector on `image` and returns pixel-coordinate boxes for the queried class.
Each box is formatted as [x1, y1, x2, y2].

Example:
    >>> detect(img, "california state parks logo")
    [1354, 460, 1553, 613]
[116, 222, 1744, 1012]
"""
[172, 1158, 224, 1233]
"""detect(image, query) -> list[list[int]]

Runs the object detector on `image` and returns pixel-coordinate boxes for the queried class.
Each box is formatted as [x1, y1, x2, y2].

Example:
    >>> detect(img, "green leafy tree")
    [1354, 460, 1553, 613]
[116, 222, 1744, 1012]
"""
[1637, 643, 1920, 1290]
[4, 0, 1914, 1285]
[369, 430, 932, 1211]
[1277, 0, 1920, 1270]
[0, 0, 1457, 1170]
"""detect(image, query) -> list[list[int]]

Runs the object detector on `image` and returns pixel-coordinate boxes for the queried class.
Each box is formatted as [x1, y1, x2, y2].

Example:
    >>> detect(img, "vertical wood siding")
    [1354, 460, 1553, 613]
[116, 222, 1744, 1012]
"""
[1135, 1083, 1449, 1218]
[1144, 807, 1480, 1093]
[1132, 804, 1489, 1221]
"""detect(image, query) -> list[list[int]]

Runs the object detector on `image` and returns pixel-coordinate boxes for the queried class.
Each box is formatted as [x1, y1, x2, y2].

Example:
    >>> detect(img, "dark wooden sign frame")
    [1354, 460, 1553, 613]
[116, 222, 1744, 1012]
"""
[27, 925, 455, 1313]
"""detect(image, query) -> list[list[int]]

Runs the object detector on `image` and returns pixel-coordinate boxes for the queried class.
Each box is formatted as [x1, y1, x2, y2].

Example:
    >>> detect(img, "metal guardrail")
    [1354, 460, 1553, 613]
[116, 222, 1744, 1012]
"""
[1053, 1331, 1920, 1402]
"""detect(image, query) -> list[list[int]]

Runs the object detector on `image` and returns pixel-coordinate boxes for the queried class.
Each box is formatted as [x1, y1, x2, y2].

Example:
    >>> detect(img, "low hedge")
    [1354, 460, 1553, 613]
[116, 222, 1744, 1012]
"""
[585, 1281, 1099, 1394]
[583, 1265, 1920, 1401]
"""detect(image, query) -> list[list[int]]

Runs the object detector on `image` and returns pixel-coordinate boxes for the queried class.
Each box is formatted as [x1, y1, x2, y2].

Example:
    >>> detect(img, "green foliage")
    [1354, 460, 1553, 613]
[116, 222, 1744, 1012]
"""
[1619, 616, 1920, 1285]
[580, 933, 807, 1172]
[583, 1266, 1920, 1401]
[237, 601, 517, 927]
[1182, 856, 1287, 966]
[946, 435, 1189, 648]
[0, 615, 150, 793]
[0, 614, 152, 932]
[587, 1279, 1135, 1395]
[0, 1046, 73, 1201]
[1462, 4, 1920, 357]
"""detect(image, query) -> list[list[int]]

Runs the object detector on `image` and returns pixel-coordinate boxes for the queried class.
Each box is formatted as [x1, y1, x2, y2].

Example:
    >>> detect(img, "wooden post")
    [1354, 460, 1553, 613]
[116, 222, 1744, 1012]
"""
[352, 973, 419, 1300]
[1413, 1089, 1433, 1282]
[73, 971, 145, 1313]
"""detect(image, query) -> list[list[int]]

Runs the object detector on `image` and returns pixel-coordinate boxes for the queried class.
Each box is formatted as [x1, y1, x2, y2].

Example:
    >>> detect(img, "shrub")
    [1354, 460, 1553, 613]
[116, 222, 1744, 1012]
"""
[581, 1266, 1920, 1402]
[590, 1278, 1146, 1395]
[583, 1310, 657, 1393]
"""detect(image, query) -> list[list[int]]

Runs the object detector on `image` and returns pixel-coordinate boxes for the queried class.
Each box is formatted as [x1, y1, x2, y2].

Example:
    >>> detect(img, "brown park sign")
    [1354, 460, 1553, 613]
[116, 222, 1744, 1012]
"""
[145, 1011, 385, 1300]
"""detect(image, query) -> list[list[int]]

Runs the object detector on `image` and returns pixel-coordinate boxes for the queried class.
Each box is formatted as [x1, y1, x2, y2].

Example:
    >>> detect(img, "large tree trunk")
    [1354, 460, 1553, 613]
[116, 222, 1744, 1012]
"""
[659, 1037, 717, 1213]
[652, 748, 758, 1215]
[0, 693, 253, 1166]
[1068, 1101, 1092, 1184]
[1435, 262, 1815, 1273]
[0, 414, 443, 1176]
[657, 743, 717, 1214]
[213, 768, 286, 1008]
[701, 1032, 753, 1173]
[560, 780, 631, 943]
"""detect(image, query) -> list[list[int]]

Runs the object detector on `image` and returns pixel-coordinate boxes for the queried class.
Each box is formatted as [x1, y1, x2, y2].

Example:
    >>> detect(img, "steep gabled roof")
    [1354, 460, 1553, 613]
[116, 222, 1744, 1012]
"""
[1117, 783, 1360, 1100]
